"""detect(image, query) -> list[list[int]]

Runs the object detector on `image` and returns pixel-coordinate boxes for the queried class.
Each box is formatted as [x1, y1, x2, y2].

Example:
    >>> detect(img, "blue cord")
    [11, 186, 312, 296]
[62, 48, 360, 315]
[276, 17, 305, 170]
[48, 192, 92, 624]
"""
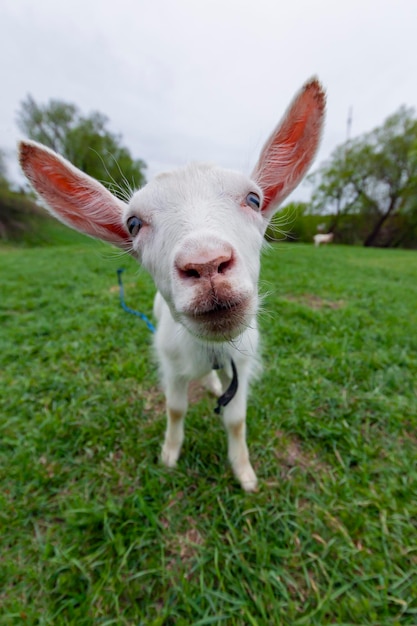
[116, 268, 156, 333]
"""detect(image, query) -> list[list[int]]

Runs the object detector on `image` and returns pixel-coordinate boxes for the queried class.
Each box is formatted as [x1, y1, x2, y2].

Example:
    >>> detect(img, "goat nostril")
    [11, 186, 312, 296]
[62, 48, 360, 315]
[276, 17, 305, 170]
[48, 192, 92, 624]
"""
[177, 250, 233, 280]
[185, 268, 200, 279]
[218, 259, 231, 274]
[178, 266, 201, 280]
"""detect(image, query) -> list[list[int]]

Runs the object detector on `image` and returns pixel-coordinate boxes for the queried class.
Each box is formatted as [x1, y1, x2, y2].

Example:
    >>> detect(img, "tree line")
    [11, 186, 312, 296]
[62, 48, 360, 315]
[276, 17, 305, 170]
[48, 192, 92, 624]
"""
[1, 95, 417, 247]
[307, 105, 417, 248]
[0, 96, 147, 241]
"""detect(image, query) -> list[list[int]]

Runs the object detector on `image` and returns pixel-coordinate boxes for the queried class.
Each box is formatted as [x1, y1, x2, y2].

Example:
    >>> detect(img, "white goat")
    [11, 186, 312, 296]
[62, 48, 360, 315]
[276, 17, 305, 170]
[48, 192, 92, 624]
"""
[314, 232, 334, 246]
[19, 78, 325, 491]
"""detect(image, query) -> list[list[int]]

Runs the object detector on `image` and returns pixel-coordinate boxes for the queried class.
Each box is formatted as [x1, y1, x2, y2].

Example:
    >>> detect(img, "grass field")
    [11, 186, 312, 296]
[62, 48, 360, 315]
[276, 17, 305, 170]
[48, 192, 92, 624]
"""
[1, 232, 417, 625]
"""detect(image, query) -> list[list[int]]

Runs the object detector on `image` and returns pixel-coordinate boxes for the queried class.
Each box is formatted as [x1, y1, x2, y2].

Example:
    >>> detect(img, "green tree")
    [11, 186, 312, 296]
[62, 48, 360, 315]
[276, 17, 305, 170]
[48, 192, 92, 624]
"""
[309, 106, 417, 247]
[17, 95, 146, 197]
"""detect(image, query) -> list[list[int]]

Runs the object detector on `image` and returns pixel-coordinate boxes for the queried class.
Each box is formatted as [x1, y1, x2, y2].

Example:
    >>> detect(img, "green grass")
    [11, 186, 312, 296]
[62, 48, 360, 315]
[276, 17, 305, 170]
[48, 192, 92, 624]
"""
[1, 238, 417, 625]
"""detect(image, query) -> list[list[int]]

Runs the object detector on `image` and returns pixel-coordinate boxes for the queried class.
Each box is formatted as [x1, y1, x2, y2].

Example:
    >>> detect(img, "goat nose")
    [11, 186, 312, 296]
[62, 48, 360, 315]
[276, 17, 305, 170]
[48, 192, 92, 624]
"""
[176, 248, 234, 280]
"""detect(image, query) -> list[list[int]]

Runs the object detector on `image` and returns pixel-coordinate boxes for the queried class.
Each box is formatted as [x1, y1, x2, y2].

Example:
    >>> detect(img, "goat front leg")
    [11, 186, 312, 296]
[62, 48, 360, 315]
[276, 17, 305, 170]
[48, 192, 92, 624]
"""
[222, 373, 258, 492]
[161, 377, 188, 468]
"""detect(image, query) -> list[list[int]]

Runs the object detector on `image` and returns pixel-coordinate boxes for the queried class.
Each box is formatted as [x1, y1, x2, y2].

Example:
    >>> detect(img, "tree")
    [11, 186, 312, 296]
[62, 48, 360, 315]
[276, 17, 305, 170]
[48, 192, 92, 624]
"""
[17, 95, 146, 196]
[309, 106, 417, 247]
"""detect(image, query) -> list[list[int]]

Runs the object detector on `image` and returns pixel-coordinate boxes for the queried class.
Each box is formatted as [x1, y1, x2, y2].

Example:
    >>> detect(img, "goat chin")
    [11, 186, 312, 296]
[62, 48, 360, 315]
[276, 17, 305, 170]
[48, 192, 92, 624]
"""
[18, 78, 326, 491]
[180, 295, 254, 341]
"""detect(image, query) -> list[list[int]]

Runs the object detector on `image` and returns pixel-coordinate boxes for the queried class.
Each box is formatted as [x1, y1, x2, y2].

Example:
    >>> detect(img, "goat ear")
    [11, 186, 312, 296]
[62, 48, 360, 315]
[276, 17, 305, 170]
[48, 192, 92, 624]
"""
[252, 78, 326, 219]
[19, 140, 130, 248]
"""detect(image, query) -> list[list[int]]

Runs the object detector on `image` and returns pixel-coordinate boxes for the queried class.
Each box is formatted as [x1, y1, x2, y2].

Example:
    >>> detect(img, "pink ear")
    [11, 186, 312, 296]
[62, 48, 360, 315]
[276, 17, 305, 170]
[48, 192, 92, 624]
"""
[252, 78, 326, 218]
[19, 141, 130, 248]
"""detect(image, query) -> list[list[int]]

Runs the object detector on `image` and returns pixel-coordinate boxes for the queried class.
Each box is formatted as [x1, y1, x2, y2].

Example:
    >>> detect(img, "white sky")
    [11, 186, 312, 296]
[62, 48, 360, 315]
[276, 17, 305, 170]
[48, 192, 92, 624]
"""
[1, 0, 416, 202]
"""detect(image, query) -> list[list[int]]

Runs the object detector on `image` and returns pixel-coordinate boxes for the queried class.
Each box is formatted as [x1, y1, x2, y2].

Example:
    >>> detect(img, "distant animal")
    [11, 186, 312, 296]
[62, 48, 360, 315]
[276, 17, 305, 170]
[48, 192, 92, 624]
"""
[314, 232, 334, 247]
[18, 78, 325, 491]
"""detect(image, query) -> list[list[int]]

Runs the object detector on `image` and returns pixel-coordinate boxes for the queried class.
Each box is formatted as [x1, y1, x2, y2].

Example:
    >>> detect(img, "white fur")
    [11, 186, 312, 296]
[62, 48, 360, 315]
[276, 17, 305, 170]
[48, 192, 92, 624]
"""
[314, 232, 334, 246]
[19, 79, 326, 491]
[138, 165, 265, 491]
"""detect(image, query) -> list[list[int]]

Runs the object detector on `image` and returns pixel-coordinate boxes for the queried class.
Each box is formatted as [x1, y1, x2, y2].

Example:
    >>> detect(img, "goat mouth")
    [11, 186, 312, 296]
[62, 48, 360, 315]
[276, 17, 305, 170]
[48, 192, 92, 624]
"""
[183, 298, 250, 338]
[193, 300, 242, 320]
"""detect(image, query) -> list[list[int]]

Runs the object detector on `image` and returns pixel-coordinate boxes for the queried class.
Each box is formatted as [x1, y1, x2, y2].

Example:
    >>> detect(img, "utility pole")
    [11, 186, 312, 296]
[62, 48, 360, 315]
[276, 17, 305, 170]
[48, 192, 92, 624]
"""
[333, 107, 354, 232]
[346, 106, 353, 143]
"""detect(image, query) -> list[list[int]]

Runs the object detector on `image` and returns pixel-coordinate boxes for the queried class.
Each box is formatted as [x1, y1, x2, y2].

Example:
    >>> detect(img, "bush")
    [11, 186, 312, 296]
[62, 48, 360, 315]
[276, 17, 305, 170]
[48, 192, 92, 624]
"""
[266, 202, 333, 243]
[0, 185, 43, 240]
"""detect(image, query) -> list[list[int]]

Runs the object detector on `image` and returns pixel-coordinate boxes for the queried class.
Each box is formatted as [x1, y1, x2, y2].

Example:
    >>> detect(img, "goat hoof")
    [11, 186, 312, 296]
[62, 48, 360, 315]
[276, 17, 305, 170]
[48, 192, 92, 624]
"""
[241, 478, 258, 493]
[161, 445, 180, 468]
[235, 465, 258, 492]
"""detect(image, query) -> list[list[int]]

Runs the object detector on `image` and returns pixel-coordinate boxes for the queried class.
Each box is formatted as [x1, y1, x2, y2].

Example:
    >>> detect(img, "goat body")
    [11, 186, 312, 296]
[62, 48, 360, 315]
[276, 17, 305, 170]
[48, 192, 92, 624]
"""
[19, 79, 326, 491]
[314, 232, 334, 246]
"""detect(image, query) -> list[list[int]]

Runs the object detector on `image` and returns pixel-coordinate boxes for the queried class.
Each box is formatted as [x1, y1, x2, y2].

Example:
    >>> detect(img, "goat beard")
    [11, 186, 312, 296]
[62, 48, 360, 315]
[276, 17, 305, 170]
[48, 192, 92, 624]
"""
[181, 294, 255, 342]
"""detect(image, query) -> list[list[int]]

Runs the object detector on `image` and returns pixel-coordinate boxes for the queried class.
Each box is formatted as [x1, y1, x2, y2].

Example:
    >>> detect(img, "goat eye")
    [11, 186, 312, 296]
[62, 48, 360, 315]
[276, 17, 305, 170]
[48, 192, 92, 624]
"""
[127, 216, 143, 236]
[246, 192, 261, 211]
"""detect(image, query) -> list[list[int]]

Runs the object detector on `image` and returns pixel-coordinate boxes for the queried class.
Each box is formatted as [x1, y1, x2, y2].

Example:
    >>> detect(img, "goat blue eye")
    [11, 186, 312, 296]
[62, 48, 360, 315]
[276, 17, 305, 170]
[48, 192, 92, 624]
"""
[127, 216, 143, 236]
[246, 192, 261, 211]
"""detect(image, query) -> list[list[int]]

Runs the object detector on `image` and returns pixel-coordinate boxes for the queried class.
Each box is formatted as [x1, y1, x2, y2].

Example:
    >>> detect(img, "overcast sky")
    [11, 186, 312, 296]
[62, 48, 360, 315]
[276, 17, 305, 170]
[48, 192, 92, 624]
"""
[1, 0, 416, 202]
